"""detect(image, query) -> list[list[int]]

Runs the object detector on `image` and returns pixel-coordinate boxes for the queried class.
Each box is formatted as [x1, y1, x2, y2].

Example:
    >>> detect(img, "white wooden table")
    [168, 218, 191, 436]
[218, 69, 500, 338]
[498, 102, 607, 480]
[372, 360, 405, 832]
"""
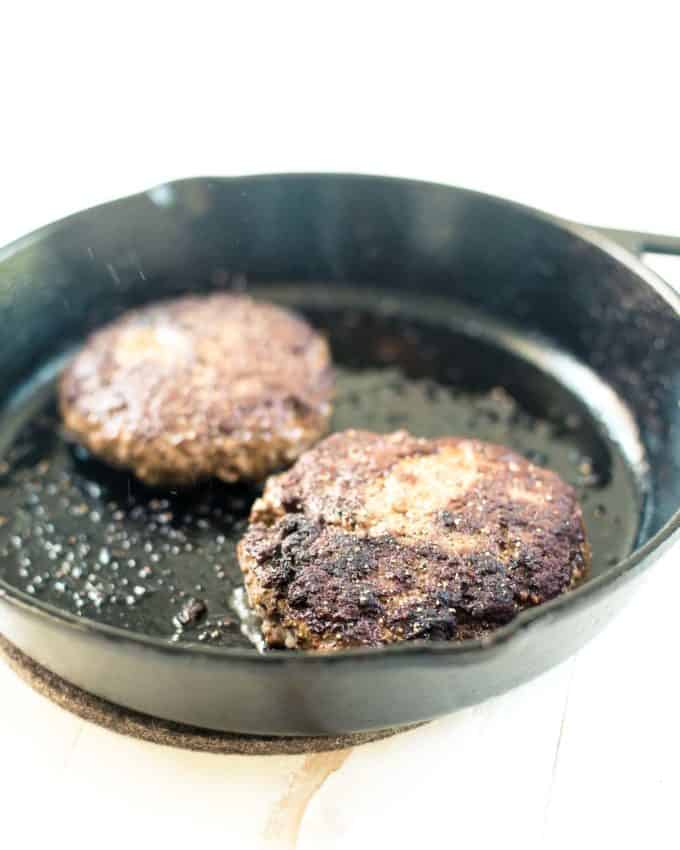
[2, 10, 679, 845]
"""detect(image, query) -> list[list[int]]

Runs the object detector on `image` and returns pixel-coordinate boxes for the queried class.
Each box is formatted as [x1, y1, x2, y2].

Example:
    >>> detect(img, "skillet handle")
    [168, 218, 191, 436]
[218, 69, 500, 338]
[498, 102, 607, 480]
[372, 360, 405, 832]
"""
[587, 226, 680, 258]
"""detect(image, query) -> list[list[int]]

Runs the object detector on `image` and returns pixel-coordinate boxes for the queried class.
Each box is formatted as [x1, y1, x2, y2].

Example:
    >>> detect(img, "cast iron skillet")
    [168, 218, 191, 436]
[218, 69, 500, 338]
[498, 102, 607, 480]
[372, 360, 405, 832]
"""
[0, 174, 679, 736]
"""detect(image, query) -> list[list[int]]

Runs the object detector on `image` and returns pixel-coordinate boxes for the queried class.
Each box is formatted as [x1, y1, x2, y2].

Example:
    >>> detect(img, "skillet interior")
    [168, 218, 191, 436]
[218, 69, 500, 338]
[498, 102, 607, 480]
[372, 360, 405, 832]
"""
[0, 283, 646, 649]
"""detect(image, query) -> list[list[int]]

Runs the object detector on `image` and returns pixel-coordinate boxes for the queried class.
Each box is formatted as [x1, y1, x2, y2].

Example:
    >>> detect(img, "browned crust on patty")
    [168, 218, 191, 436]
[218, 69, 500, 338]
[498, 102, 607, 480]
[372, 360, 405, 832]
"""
[59, 294, 334, 485]
[237, 429, 590, 650]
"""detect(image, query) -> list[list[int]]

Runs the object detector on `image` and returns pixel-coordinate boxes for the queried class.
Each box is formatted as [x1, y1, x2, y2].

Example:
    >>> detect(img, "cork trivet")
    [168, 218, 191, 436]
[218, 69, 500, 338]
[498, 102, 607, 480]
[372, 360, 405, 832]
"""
[0, 635, 419, 755]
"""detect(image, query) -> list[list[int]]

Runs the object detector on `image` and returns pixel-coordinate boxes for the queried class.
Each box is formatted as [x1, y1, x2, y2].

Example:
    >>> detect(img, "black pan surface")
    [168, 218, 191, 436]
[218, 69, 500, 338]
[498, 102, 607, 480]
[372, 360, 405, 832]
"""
[0, 287, 642, 646]
[0, 175, 678, 735]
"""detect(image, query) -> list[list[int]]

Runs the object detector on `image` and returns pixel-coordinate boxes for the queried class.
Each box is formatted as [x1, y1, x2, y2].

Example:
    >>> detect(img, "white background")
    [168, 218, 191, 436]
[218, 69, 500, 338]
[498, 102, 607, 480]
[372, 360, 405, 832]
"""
[1, 4, 679, 849]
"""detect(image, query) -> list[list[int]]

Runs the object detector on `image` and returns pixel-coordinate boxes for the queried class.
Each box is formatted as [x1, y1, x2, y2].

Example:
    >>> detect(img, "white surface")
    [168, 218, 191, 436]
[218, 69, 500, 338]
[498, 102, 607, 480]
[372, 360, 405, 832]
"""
[1, 5, 679, 849]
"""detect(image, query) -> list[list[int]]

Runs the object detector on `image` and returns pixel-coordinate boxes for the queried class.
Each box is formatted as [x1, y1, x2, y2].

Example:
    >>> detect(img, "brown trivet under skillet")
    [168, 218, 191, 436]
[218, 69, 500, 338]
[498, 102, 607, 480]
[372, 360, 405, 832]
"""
[0, 635, 420, 755]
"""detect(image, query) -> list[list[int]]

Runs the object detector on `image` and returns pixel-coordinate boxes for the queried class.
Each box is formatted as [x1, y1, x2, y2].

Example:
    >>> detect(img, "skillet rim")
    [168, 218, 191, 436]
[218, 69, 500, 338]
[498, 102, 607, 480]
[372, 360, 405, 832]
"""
[0, 172, 678, 663]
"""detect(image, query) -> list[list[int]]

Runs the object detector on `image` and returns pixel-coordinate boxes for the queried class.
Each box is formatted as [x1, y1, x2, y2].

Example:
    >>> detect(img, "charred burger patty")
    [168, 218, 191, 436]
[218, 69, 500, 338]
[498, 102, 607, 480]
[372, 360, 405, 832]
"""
[238, 429, 589, 649]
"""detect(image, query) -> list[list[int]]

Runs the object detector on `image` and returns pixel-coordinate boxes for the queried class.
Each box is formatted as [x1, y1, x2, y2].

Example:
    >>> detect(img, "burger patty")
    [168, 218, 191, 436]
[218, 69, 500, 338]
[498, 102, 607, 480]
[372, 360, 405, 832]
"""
[237, 429, 590, 650]
[59, 293, 334, 485]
